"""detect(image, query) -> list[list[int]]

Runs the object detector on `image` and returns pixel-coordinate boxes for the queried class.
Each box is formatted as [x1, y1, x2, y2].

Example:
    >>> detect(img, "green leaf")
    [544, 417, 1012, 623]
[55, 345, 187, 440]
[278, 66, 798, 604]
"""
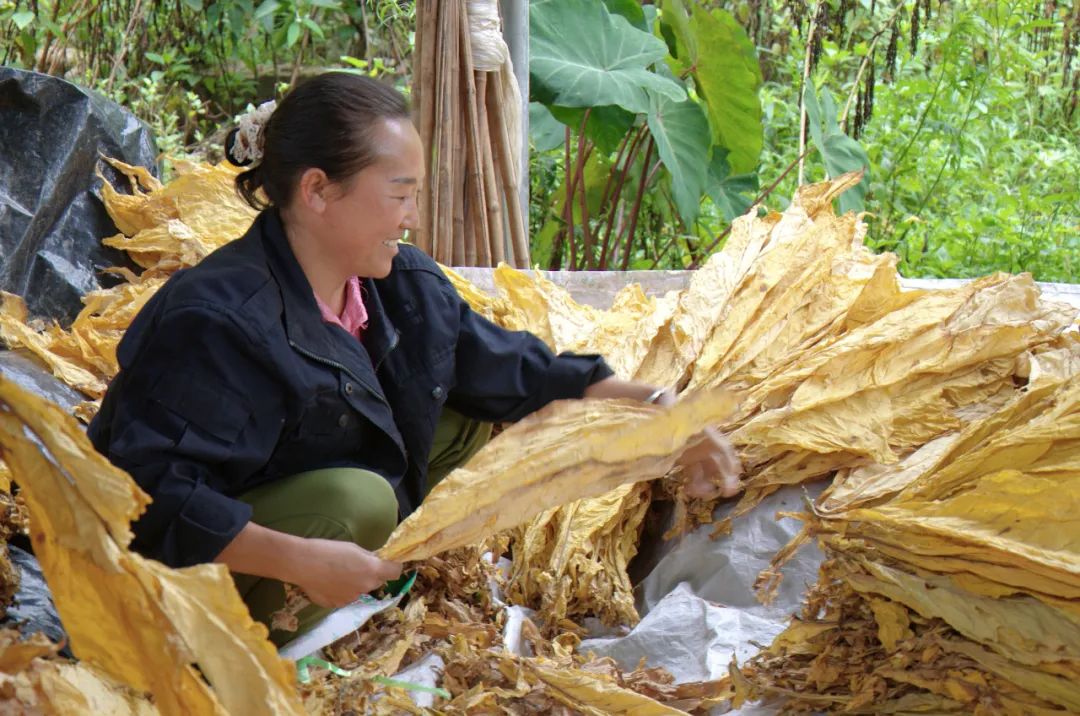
[659, 0, 694, 65]
[661, 1, 763, 174]
[549, 104, 636, 155]
[12, 10, 34, 29]
[145, 52, 166, 65]
[532, 218, 561, 268]
[286, 20, 301, 47]
[802, 84, 823, 148]
[529, 102, 565, 153]
[802, 85, 870, 214]
[254, 0, 279, 20]
[601, 0, 647, 31]
[301, 16, 324, 39]
[530, 0, 686, 114]
[308, 0, 342, 7]
[706, 148, 758, 221]
[646, 91, 711, 225]
[549, 152, 613, 224]
[181, 0, 202, 11]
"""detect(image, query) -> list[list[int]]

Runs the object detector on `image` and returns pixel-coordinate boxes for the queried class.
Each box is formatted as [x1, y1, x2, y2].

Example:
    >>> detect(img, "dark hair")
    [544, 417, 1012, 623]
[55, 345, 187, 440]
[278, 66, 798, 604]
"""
[230, 73, 411, 210]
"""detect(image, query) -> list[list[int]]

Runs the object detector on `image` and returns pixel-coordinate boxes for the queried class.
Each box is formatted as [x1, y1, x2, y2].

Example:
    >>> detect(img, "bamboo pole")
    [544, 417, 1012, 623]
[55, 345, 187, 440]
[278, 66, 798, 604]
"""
[414, 0, 438, 256]
[450, 0, 469, 266]
[487, 76, 530, 268]
[434, 0, 458, 265]
[459, 2, 489, 267]
[476, 72, 506, 265]
[429, 1, 447, 261]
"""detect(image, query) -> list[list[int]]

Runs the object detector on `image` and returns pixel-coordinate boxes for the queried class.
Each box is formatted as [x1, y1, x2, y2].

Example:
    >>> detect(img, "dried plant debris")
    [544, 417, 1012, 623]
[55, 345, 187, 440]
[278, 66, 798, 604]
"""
[0, 460, 27, 613]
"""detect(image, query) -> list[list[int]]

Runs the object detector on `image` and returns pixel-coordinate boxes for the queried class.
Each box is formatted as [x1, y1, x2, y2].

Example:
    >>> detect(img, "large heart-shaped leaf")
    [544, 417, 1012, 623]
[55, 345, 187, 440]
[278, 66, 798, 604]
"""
[660, 0, 763, 174]
[647, 91, 712, 225]
[706, 149, 759, 221]
[803, 85, 871, 214]
[601, 0, 648, 31]
[549, 104, 637, 154]
[530, 0, 686, 114]
[530, 102, 566, 152]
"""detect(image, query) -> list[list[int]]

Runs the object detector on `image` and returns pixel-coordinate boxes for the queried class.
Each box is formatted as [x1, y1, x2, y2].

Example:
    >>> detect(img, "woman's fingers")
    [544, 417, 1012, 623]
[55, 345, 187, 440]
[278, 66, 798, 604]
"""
[679, 428, 744, 499]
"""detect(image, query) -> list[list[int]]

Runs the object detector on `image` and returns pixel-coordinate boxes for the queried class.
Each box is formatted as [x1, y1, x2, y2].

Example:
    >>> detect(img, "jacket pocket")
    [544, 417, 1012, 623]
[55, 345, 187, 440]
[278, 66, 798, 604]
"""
[150, 371, 251, 443]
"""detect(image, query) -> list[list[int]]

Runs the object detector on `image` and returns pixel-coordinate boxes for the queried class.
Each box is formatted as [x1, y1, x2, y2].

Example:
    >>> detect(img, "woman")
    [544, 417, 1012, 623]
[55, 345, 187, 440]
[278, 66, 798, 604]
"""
[89, 73, 741, 644]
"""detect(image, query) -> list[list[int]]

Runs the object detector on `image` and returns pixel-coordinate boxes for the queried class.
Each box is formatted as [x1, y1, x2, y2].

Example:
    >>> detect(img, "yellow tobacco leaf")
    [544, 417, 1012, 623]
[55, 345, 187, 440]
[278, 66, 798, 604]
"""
[0, 292, 108, 397]
[99, 159, 255, 274]
[0, 657, 161, 715]
[0, 630, 57, 674]
[842, 560, 1080, 669]
[520, 657, 687, 715]
[867, 598, 913, 651]
[507, 482, 651, 625]
[379, 389, 736, 562]
[0, 376, 304, 715]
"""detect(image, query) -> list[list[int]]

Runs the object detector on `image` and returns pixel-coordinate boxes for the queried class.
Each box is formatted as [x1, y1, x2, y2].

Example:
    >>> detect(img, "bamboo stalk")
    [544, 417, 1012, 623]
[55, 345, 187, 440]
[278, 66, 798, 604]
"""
[434, 0, 457, 265]
[459, 4, 489, 267]
[447, 1, 464, 264]
[414, 1, 438, 256]
[476, 73, 506, 265]
[429, 0, 444, 261]
[488, 82, 530, 268]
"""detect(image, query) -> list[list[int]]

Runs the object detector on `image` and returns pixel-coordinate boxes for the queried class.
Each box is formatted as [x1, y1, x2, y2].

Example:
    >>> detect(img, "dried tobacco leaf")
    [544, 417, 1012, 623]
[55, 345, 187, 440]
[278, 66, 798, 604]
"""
[746, 369, 1080, 713]
[0, 376, 304, 715]
[380, 389, 736, 562]
[506, 482, 651, 626]
[99, 158, 255, 272]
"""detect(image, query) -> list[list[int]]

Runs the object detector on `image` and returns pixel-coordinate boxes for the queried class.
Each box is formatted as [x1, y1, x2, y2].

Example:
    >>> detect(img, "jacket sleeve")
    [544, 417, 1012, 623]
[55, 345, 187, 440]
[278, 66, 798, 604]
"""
[92, 305, 285, 568]
[445, 283, 614, 423]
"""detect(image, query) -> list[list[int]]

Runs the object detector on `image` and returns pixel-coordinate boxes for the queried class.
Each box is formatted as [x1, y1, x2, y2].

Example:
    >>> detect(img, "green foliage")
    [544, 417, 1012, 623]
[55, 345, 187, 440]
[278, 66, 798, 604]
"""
[662, 0, 763, 174]
[0, 0, 415, 164]
[528, 0, 763, 269]
[530, 0, 1077, 280]
[754, 0, 1077, 282]
[530, 0, 686, 113]
[646, 92, 711, 224]
[802, 85, 870, 214]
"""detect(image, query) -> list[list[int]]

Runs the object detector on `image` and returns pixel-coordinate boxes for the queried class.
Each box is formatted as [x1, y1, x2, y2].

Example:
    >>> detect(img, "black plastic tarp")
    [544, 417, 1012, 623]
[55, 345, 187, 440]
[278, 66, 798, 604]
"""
[0, 67, 157, 323]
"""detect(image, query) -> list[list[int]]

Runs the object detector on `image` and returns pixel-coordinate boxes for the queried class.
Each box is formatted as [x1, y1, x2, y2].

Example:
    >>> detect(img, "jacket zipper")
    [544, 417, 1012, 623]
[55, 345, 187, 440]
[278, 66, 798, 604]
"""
[287, 339, 389, 408]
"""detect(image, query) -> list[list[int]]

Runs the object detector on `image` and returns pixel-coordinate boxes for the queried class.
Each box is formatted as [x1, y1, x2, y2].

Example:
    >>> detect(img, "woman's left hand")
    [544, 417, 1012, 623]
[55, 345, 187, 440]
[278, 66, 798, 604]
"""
[583, 377, 744, 499]
[675, 425, 743, 500]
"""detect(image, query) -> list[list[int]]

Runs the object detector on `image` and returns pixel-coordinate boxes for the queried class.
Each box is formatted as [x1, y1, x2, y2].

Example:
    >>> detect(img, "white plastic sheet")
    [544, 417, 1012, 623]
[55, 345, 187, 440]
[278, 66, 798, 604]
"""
[581, 483, 827, 685]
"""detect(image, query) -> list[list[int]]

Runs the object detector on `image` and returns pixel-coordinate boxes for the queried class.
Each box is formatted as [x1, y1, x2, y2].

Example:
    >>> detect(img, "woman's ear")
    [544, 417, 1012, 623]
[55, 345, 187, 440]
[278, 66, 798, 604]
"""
[297, 168, 332, 214]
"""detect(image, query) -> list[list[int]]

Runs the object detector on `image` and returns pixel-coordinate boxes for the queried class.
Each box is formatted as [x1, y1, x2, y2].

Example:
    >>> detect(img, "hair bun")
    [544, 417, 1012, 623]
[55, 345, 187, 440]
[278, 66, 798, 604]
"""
[225, 100, 277, 166]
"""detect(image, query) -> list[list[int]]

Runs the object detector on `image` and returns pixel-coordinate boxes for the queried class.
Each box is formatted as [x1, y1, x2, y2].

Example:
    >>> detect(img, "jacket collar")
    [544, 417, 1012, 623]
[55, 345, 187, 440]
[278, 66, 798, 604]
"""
[255, 209, 398, 383]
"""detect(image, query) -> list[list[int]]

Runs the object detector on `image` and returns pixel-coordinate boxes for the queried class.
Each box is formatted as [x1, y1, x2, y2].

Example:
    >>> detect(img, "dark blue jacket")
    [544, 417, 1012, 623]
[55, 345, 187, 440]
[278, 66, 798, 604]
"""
[88, 210, 612, 568]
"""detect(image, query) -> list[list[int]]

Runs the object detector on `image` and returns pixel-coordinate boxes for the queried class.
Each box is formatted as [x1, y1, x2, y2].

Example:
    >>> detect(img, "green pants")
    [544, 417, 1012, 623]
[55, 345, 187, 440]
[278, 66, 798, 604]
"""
[233, 409, 491, 646]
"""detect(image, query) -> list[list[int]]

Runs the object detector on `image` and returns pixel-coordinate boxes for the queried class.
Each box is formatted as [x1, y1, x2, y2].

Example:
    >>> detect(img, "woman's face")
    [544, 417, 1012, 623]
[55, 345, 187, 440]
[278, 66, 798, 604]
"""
[318, 117, 425, 279]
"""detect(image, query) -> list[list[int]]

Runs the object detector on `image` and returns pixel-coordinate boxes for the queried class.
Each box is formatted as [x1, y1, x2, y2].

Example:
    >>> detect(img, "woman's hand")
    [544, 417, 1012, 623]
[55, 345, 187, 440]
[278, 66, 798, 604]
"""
[676, 426, 743, 500]
[217, 523, 403, 608]
[292, 538, 403, 609]
[582, 377, 743, 499]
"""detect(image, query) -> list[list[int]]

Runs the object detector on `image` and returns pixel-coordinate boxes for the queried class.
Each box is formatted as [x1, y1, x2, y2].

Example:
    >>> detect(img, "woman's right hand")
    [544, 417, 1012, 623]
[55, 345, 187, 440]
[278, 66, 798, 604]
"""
[290, 538, 403, 609]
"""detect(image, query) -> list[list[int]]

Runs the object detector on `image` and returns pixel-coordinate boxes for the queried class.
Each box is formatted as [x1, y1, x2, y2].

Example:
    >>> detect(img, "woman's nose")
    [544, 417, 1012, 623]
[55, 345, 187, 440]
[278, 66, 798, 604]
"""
[401, 197, 420, 230]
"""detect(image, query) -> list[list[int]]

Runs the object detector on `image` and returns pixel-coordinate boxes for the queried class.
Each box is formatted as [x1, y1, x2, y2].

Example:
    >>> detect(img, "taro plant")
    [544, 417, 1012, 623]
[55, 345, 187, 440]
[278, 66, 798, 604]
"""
[528, 0, 765, 269]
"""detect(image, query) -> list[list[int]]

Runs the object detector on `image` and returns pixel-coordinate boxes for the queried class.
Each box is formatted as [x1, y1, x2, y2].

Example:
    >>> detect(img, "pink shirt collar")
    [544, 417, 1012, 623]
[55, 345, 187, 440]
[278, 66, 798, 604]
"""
[314, 276, 369, 339]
